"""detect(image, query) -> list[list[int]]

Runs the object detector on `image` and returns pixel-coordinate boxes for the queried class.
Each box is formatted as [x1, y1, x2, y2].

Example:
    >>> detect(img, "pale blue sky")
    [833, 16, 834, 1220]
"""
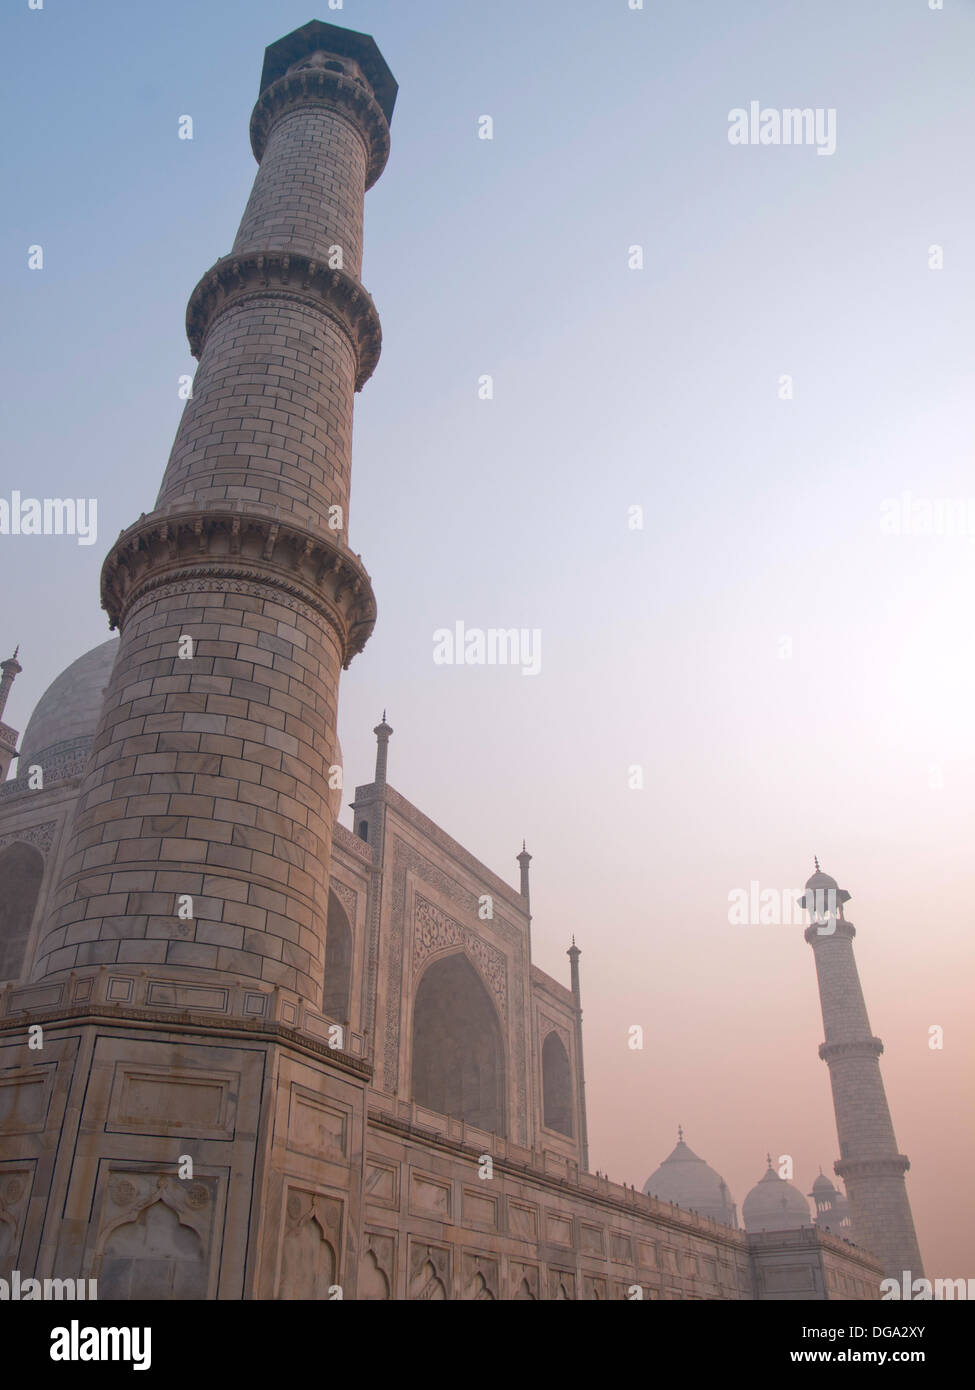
[3, 0, 974, 1271]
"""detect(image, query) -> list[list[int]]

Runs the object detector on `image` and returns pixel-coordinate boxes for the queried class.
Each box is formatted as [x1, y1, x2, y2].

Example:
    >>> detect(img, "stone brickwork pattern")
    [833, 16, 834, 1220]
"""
[30, 28, 390, 1007]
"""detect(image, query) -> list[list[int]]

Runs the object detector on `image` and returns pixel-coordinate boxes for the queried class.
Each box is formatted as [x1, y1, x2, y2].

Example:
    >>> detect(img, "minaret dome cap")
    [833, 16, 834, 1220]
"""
[799, 862, 851, 910]
[259, 19, 398, 123]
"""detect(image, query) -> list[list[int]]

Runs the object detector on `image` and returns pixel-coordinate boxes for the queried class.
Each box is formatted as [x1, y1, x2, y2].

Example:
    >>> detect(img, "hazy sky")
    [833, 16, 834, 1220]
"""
[3, 0, 973, 1275]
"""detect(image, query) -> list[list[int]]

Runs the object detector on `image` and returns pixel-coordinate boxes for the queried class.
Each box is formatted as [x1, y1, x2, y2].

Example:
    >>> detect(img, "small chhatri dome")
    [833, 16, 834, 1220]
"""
[812, 1172, 837, 1195]
[642, 1129, 737, 1228]
[742, 1159, 812, 1233]
[18, 639, 118, 783]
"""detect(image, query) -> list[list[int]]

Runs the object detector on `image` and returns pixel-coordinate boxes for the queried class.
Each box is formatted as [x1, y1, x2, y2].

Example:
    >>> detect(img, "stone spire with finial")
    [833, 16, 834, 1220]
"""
[0, 647, 22, 722]
[516, 840, 532, 903]
[373, 711, 393, 786]
[0, 646, 23, 781]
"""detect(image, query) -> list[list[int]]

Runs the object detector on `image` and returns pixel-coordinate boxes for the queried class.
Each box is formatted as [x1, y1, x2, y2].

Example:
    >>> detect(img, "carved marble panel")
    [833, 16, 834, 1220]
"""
[413, 895, 507, 1023]
[360, 1231, 395, 1300]
[408, 1239, 450, 1300]
[509, 1260, 540, 1300]
[94, 1171, 219, 1300]
[278, 1188, 343, 1299]
[0, 821, 57, 855]
[462, 1250, 499, 1300]
[0, 1167, 32, 1271]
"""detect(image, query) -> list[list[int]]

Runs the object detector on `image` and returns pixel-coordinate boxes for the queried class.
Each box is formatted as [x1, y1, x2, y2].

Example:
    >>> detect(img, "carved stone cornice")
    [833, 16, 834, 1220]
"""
[835, 1155, 910, 1181]
[819, 1036, 884, 1064]
[185, 251, 382, 390]
[249, 67, 391, 187]
[100, 509, 376, 667]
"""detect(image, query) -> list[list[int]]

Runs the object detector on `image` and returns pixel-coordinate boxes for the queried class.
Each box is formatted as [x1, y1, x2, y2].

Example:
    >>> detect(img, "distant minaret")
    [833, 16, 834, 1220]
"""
[799, 862, 923, 1280]
[0, 647, 22, 781]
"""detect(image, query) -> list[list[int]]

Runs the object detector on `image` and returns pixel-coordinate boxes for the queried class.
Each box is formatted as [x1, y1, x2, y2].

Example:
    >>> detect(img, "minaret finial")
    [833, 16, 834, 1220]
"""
[814, 855, 820, 872]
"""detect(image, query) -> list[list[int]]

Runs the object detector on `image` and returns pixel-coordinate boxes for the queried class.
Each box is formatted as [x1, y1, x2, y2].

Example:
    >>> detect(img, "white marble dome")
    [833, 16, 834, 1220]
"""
[643, 1135, 738, 1227]
[742, 1161, 812, 1232]
[18, 638, 118, 781]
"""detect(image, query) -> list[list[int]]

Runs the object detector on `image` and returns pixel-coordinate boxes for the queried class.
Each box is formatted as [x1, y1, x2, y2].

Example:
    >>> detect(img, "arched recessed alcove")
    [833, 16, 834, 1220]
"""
[323, 890, 353, 1022]
[411, 953, 505, 1136]
[541, 1030, 573, 1137]
[0, 842, 44, 982]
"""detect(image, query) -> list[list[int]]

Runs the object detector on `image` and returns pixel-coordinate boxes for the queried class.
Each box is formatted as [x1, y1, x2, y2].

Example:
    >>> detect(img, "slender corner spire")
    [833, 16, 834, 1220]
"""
[373, 712, 393, 786]
[0, 646, 23, 780]
[516, 840, 532, 903]
[565, 935, 589, 1172]
[0, 647, 23, 722]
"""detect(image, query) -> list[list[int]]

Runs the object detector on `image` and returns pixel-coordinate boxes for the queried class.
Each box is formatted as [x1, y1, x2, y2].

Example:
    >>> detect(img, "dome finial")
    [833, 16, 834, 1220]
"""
[814, 855, 820, 873]
[766, 1152, 773, 1169]
[678, 1124, 684, 1143]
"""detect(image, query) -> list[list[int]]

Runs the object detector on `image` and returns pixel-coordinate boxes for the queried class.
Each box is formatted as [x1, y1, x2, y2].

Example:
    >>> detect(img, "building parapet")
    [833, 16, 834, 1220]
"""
[366, 1093, 750, 1248]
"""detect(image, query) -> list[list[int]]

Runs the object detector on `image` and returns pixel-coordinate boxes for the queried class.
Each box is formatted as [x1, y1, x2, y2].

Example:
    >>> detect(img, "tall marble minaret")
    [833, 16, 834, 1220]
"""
[32, 20, 396, 1004]
[3, 19, 398, 1300]
[800, 863, 923, 1280]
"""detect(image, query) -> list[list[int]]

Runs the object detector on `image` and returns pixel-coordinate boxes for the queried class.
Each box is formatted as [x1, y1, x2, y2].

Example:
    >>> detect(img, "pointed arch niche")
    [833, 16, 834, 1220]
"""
[0, 842, 44, 981]
[541, 1030, 574, 1137]
[323, 888, 353, 1022]
[410, 952, 506, 1136]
